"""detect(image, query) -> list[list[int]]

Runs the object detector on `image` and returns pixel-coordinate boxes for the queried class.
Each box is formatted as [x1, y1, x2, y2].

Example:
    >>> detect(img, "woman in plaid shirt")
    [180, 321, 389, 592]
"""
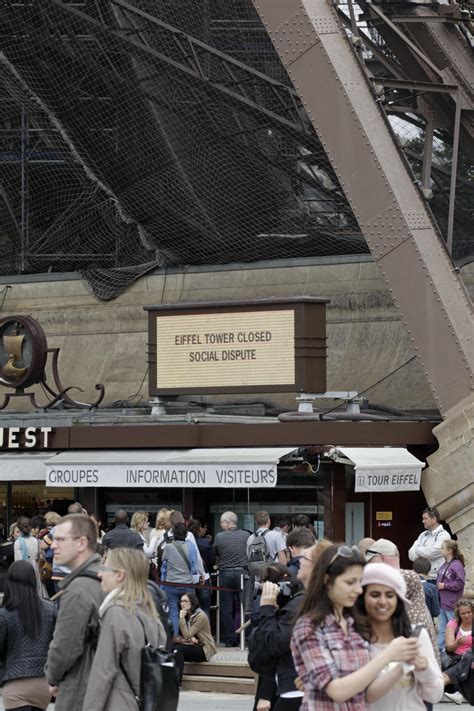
[291, 543, 420, 710]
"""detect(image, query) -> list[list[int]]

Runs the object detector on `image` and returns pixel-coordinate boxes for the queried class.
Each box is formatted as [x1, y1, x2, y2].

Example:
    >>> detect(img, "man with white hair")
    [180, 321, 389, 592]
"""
[214, 511, 249, 647]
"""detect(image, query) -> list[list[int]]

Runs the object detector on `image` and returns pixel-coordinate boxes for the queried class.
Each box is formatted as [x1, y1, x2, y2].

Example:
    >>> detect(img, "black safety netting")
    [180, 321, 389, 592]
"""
[0, 1, 471, 301]
[0, 0, 368, 300]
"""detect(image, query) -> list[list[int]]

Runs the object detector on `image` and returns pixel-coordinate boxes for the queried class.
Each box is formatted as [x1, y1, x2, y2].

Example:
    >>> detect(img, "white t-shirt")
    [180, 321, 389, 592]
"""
[367, 628, 443, 710]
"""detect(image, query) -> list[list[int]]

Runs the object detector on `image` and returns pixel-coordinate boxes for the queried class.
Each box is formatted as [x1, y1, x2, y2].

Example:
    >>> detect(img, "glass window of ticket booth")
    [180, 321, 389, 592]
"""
[90, 460, 335, 540]
[201, 464, 331, 537]
[0, 452, 76, 538]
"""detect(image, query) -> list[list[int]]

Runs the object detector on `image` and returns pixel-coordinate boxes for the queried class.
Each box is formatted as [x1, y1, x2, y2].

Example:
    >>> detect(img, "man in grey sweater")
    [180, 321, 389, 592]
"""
[45, 514, 104, 711]
[214, 511, 249, 646]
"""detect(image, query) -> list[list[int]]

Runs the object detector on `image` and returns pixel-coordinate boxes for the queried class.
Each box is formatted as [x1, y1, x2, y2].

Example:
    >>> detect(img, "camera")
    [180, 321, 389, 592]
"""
[277, 581, 292, 598]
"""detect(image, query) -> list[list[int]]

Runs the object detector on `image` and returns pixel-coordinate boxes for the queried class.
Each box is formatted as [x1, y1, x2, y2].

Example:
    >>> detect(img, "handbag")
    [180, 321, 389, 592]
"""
[120, 614, 179, 711]
[441, 621, 461, 671]
[148, 561, 160, 584]
[441, 649, 462, 670]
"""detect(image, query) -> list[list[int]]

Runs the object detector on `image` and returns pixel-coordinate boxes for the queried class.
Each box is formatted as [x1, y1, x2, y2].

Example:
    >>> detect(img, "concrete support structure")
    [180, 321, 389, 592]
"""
[0, 259, 463, 410]
[424, 395, 474, 592]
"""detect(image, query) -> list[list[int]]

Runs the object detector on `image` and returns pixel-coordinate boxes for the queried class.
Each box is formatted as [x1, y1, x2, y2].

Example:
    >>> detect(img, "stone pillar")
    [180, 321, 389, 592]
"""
[423, 393, 474, 596]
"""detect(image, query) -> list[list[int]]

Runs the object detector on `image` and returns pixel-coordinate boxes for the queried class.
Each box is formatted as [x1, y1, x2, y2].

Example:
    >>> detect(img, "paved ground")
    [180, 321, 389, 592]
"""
[0, 691, 466, 710]
[179, 693, 463, 709]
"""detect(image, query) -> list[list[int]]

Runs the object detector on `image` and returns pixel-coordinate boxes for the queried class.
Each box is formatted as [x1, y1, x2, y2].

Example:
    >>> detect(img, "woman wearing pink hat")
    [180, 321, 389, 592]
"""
[357, 563, 443, 710]
[291, 544, 420, 710]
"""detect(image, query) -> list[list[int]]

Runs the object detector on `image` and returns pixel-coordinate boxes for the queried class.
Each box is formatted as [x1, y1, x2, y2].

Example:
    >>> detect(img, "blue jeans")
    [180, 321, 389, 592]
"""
[163, 585, 193, 636]
[196, 584, 212, 620]
[438, 607, 455, 649]
[219, 568, 245, 644]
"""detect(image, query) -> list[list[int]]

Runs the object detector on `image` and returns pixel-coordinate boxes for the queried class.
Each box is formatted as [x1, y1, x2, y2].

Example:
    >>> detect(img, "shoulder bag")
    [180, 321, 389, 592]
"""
[441, 621, 461, 670]
[120, 614, 179, 711]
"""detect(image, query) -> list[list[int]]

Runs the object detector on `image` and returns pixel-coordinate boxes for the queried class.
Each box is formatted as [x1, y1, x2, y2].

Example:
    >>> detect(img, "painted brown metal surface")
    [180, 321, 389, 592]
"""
[251, 0, 473, 415]
[66, 420, 436, 449]
[0, 315, 48, 390]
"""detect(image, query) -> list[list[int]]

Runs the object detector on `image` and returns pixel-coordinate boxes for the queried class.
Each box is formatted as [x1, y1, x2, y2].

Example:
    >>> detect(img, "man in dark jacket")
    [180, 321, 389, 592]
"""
[102, 509, 144, 550]
[45, 514, 105, 711]
[249, 575, 305, 711]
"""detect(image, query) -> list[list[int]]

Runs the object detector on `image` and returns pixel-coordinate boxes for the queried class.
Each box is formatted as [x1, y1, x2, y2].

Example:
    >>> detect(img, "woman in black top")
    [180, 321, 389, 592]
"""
[0, 560, 57, 711]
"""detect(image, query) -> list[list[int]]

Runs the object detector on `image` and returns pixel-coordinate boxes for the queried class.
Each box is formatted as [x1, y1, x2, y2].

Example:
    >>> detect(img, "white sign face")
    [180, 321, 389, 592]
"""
[354, 467, 421, 493]
[156, 310, 295, 389]
[46, 463, 278, 488]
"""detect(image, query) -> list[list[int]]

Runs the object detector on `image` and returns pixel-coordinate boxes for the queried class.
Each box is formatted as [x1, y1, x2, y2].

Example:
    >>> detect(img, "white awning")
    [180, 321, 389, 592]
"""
[45, 448, 297, 488]
[0, 451, 59, 481]
[328, 447, 424, 492]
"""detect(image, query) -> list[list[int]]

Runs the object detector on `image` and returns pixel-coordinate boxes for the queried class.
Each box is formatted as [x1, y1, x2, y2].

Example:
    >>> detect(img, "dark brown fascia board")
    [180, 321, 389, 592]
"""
[62, 421, 436, 449]
[144, 296, 330, 312]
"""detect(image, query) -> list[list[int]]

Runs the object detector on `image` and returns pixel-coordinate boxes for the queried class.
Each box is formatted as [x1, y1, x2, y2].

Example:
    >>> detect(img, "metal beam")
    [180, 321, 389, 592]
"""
[251, 0, 473, 415]
[44, 0, 311, 137]
[372, 78, 459, 95]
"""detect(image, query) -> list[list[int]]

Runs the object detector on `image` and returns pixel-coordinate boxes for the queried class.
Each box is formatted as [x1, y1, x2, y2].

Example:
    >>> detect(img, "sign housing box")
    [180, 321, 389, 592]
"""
[146, 297, 328, 396]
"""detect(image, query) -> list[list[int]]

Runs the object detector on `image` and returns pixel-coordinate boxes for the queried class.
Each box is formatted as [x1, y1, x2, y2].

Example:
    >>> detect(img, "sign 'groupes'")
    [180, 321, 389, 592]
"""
[46, 464, 278, 488]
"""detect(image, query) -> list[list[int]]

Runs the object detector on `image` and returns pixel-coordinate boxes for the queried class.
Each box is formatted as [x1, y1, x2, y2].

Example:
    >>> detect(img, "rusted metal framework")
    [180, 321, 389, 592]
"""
[251, 0, 473, 416]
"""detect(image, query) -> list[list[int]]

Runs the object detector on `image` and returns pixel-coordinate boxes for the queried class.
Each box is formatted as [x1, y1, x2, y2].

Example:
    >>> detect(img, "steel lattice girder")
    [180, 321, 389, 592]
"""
[251, 0, 473, 415]
[43, 0, 312, 137]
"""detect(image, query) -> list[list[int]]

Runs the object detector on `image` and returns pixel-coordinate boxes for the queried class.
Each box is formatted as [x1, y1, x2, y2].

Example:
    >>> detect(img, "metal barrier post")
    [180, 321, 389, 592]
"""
[240, 574, 245, 651]
[216, 573, 220, 644]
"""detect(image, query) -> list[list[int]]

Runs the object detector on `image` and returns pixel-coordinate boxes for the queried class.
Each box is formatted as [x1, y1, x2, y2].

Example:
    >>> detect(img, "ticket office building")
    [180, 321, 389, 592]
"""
[0, 419, 435, 568]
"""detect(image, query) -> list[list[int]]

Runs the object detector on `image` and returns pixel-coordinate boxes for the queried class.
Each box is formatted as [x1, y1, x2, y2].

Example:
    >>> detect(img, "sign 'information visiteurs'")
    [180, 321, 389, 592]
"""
[46, 464, 278, 488]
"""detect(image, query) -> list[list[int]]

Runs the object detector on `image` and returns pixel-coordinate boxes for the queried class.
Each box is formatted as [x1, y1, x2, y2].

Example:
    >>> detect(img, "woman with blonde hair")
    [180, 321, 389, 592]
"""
[44, 511, 61, 528]
[83, 548, 167, 711]
[150, 508, 171, 548]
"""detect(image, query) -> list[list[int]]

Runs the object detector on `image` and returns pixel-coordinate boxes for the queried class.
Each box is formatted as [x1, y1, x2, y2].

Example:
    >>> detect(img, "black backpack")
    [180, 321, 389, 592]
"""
[247, 530, 272, 577]
[147, 581, 173, 652]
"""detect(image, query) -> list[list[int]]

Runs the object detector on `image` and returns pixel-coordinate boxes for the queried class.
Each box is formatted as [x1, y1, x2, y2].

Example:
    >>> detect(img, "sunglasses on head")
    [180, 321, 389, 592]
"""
[327, 545, 365, 570]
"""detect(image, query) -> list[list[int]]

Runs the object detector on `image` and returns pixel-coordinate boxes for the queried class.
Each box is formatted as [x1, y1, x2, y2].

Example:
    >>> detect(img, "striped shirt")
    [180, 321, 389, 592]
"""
[214, 528, 249, 569]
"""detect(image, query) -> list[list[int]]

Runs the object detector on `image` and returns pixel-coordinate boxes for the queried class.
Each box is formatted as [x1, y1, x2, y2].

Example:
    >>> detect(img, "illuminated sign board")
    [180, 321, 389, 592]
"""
[146, 298, 328, 395]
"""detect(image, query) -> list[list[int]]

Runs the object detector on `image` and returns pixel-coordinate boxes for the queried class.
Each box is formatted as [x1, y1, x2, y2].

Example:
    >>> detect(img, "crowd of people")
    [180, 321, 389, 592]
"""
[0, 503, 471, 710]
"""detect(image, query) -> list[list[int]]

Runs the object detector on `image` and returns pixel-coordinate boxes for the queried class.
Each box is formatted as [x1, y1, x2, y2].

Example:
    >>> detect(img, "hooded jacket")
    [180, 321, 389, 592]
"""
[436, 559, 465, 610]
[44, 553, 104, 711]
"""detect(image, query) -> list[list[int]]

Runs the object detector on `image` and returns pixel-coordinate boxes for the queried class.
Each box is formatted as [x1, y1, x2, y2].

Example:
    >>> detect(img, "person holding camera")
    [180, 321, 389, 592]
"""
[249, 564, 304, 711]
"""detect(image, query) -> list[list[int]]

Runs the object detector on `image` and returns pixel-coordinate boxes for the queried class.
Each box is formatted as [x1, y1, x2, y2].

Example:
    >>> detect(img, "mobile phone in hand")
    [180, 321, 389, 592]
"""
[411, 623, 424, 637]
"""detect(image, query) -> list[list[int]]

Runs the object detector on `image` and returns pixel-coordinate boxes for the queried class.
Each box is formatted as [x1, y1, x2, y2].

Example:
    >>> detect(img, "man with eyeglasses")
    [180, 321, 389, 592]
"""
[408, 506, 450, 583]
[40, 501, 85, 591]
[44, 514, 104, 711]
